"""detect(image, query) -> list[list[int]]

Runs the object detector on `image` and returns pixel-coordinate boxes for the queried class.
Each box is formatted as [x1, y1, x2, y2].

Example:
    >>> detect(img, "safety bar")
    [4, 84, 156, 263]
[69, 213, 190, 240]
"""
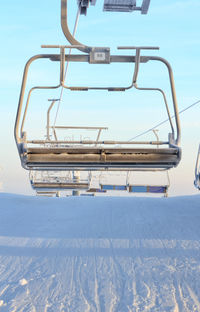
[46, 97, 108, 142]
[49, 126, 108, 145]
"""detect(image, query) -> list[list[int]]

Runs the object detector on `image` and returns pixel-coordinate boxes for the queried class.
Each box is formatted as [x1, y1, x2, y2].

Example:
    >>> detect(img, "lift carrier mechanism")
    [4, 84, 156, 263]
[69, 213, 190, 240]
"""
[78, 0, 151, 15]
[15, 0, 181, 172]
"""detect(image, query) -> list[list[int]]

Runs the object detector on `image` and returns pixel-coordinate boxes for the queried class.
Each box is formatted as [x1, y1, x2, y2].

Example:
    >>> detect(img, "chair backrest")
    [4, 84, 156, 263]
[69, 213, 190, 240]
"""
[128, 185, 168, 194]
[101, 184, 127, 191]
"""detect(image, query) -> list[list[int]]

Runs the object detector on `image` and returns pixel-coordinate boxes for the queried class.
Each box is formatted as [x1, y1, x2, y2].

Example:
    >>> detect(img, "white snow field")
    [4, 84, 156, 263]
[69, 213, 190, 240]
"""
[0, 194, 200, 312]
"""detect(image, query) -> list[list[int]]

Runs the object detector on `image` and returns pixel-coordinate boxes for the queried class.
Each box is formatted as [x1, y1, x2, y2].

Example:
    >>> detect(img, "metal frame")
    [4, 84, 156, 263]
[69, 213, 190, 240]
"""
[99, 169, 170, 196]
[14, 46, 181, 171]
[16, 46, 180, 143]
[194, 144, 200, 190]
[15, 0, 181, 171]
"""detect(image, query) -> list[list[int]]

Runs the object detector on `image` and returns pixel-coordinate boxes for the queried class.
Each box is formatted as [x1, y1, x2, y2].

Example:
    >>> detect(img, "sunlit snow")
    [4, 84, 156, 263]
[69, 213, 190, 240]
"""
[0, 193, 200, 311]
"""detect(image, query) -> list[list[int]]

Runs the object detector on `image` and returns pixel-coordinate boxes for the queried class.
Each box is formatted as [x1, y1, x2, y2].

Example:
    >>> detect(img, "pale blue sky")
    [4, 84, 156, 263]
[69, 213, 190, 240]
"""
[0, 0, 200, 195]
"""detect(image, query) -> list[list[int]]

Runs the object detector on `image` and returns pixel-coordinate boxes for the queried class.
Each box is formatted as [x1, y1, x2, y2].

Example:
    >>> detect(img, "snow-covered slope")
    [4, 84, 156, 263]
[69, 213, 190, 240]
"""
[0, 193, 200, 311]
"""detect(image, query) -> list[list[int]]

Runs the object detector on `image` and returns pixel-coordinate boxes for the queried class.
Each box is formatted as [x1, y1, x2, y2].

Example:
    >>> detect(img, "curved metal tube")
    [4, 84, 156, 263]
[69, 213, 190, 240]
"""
[61, 0, 91, 53]
[133, 84, 175, 138]
[15, 54, 55, 145]
[150, 56, 181, 146]
[20, 86, 61, 138]
[47, 99, 59, 140]
[61, 55, 180, 146]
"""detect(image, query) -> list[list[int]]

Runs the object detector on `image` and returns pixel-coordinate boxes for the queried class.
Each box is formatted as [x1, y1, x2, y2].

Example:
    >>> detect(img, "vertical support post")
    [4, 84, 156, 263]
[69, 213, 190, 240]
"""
[153, 129, 159, 148]
[47, 99, 59, 140]
[95, 129, 102, 146]
[60, 47, 65, 85]
[132, 48, 141, 84]
[72, 171, 80, 196]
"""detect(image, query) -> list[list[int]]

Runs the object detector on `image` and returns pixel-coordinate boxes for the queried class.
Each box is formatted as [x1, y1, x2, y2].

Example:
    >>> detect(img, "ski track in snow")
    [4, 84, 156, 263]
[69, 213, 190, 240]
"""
[0, 194, 200, 311]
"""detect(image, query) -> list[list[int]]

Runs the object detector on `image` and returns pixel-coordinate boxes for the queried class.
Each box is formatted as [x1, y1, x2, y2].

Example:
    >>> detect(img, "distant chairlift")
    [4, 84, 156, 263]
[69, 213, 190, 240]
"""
[100, 184, 168, 196]
[194, 144, 200, 190]
[77, 0, 151, 14]
[29, 170, 91, 192]
[15, 0, 181, 172]
[100, 169, 170, 197]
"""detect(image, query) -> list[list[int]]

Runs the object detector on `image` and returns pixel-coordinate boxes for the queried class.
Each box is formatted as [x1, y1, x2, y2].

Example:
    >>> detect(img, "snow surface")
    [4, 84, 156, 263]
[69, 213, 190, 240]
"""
[0, 193, 200, 311]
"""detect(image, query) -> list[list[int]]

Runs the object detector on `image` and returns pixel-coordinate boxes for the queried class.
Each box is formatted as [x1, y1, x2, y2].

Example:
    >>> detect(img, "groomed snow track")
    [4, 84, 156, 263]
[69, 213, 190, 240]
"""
[0, 194, 200, 311]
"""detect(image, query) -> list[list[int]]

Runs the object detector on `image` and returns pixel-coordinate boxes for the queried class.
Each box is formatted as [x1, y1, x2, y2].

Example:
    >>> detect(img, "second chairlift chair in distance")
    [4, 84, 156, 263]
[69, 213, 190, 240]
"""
[194, 144, 200, 190]
[15, 0, 181, 172]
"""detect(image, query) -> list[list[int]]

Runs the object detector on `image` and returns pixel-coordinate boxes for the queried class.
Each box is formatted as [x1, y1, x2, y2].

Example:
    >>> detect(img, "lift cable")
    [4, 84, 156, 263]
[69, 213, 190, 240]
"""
[53, 8, 80, 128]
[128, 99, 200, 141]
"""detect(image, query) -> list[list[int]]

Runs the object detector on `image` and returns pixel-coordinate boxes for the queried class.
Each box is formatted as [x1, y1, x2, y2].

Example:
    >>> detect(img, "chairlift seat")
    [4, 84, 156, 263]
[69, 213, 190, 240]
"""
[31, 181, 89, 191]
[22, 145, 180, 170]
[87, 187, 106, 193]
[128, 185, 168, 194]
[101, 184, 127, 191]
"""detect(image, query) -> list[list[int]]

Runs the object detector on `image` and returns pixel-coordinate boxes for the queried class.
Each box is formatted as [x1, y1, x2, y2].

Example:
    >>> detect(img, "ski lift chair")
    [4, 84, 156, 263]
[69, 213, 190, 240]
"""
[99, 170, 128, 191]
[194, 144, 200, 190]
[15, 45, 181, 171]
[127, 167, 170, 197]
[128, 185, 168, 197]
[99, 167, 169, 196]
[15, 0, 181, 172]
[29, 170, 91, 191]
